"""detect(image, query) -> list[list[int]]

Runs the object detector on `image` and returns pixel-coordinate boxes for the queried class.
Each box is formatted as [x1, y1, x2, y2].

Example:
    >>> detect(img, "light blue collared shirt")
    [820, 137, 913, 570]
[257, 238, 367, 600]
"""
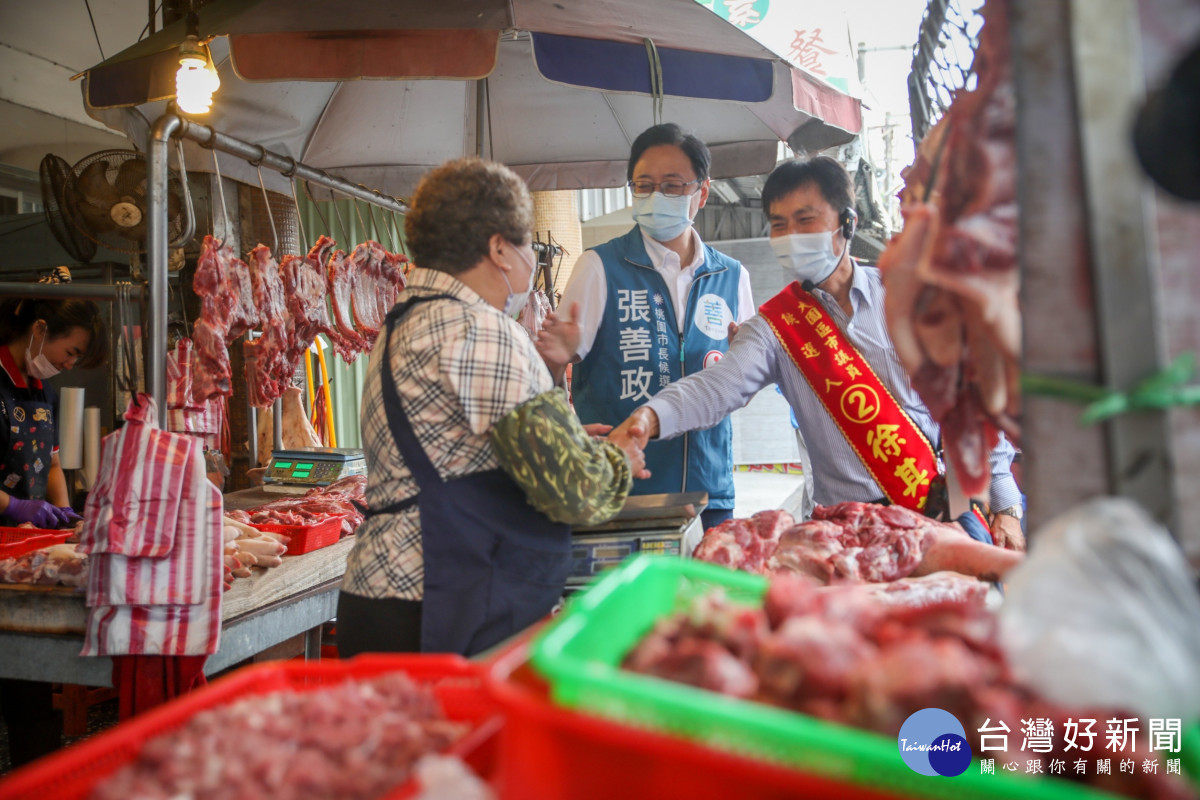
[645, 263, 1021, 511]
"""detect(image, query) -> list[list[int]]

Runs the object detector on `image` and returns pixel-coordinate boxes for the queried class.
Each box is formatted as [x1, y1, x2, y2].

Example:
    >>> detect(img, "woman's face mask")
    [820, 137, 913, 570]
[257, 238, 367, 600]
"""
[24, 322, 61, 380]
[501, 243, 537, 315]
[771, 229, 843, 287]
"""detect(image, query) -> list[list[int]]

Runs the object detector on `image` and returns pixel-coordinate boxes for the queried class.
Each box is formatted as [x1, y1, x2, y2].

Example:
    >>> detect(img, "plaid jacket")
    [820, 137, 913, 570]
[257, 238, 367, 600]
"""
[343, 268, 555, 600]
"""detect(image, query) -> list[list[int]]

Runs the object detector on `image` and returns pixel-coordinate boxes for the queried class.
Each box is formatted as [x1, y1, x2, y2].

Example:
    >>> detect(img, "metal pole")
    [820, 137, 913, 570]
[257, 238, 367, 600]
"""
[147, 112, 410, 429]
[172, 118, 409, 214]
[273, 399, 283, 453]
[0, 282, 145, 301]
[149, 114, 182, 429]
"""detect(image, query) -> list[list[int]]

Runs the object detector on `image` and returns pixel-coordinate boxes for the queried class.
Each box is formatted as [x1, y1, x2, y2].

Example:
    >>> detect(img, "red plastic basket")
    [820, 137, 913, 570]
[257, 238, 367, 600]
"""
[484, 642, 907, 800]
[0, 527, 72, 559]
[250, 515, 342, 554]
[0, 654, 501, 800]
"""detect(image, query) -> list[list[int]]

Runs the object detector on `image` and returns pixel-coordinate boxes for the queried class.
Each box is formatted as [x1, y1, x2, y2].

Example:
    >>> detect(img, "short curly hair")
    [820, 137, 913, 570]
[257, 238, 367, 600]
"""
[404, 157, 533, 274]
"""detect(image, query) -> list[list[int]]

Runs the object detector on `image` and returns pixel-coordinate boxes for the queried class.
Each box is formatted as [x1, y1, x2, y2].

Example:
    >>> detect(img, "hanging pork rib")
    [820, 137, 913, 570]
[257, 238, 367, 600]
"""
[325, 240, 408, 363]
[192, 235, 260, 403]
[244, 244, 291, 408]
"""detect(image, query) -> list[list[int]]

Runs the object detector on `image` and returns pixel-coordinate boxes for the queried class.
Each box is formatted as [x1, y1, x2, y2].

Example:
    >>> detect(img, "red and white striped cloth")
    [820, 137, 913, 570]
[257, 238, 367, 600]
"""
[166, 338, 223, 438]
[79, 395, 222, 657]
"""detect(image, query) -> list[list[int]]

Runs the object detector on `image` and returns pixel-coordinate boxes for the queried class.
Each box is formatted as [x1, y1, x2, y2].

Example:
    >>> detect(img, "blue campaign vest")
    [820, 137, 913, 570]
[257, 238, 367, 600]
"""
[573, 227, 742, 509]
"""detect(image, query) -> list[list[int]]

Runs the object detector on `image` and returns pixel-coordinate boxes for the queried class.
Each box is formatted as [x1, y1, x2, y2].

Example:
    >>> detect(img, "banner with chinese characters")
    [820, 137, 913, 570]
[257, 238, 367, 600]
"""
[695, 0, 859, 95]
[760, 282, 937, 511]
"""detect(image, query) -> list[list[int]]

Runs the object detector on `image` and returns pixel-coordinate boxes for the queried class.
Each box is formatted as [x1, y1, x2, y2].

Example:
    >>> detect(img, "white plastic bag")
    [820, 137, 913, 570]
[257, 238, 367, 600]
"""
[999, 497, 1200, 719]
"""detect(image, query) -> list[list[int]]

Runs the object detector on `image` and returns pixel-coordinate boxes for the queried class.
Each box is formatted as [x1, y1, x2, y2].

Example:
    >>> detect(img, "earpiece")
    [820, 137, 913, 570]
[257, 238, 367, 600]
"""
[839, 207, 858, 241]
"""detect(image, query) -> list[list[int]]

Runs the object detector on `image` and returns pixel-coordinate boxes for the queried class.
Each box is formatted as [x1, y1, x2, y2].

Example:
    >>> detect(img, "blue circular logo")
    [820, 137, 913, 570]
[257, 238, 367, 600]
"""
[898, 708, 973, 776]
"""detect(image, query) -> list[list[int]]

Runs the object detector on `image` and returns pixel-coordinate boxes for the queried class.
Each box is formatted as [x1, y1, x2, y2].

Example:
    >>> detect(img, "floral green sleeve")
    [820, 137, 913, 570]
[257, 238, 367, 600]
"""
[490, 389, 631, 526]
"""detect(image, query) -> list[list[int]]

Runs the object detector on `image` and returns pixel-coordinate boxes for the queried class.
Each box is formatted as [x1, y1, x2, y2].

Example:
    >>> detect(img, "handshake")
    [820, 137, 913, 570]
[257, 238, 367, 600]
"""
[584, 407, 660, 481]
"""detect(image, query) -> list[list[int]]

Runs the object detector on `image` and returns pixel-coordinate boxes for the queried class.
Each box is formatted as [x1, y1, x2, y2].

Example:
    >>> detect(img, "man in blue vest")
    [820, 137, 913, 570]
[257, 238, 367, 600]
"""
[537, 123, 755, 530]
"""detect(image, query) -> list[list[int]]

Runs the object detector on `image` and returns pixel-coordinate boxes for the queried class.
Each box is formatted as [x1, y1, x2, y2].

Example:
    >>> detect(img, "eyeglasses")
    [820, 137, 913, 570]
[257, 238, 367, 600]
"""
[627, 178, 703, 198]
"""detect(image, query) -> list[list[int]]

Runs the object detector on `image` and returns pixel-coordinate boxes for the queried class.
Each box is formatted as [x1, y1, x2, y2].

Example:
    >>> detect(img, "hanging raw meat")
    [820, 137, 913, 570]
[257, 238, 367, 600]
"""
[326, 240, 409, 363]
[326, 246, 369, 362]
[280, 235, 336, 366]
[244, 244, 291, 408]
[879, 0, 1017, 499]
[192, 235, 260, 403]
[347, 239, 388, 343]
[379, 248, 410, 322]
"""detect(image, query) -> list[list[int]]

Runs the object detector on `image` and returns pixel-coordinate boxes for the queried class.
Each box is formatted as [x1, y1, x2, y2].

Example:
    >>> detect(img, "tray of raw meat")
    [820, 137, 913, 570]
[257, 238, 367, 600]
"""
[0, 655, 501, 800]
[530, 554, 1199, 800]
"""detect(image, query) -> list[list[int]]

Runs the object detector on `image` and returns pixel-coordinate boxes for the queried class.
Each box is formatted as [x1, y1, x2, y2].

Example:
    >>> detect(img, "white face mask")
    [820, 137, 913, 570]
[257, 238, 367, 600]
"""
[24, 323, 61, 380]
[771, 230, 845, 287]
[501, 243, 537, 316]
[632, 192, 696, 242]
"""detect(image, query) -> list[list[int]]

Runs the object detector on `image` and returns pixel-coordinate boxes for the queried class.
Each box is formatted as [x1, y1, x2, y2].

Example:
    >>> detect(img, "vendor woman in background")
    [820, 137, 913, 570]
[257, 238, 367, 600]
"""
[338, 157, 646, 658]
[0, 293, 106, 766]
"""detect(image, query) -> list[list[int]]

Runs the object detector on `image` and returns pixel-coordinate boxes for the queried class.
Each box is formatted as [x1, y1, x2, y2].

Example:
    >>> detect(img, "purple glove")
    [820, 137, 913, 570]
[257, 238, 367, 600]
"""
[55, 506, 82, 527]
[4, 497, 61, 528]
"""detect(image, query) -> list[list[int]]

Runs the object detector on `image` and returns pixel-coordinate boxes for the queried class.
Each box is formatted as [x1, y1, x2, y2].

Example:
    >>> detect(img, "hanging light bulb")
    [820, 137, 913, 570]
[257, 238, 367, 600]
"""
[176, 14, 219, 114]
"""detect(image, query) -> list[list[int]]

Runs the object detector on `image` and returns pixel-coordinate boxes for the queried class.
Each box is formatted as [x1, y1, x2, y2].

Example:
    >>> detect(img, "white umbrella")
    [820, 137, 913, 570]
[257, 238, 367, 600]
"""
[79, 0, 861, 196]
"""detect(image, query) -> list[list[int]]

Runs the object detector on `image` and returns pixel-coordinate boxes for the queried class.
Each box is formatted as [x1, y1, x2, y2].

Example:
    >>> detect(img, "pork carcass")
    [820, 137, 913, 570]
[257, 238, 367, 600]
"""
[326, 247, 369, 362]
[192, 235, 260, 403]
[879, 0, 1018, 500]
[280, 235, 337, 366]
[244, 244, 291, 408]
[348, 240, 388, 342]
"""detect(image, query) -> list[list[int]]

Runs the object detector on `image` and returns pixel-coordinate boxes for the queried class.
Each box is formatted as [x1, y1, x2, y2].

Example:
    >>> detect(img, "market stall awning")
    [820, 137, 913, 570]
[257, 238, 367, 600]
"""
[78, 0, 862, 195]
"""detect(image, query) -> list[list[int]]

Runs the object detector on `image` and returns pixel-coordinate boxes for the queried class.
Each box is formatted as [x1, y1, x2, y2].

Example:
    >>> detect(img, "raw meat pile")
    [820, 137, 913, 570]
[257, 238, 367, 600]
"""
[692, 509, 793, 574]
[695, 503, 1021, 585]
[192, 236, 408, 407]
[90, 672, 468, 800]
[624, 576, 1195, 800]
[0, 543, 88, 587]
[879, 0, 1018, 500]
[225, 474, 367, 539]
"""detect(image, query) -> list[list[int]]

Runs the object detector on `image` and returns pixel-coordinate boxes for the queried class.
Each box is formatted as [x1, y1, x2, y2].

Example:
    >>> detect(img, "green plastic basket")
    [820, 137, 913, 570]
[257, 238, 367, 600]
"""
[532, 554, 1198, 800]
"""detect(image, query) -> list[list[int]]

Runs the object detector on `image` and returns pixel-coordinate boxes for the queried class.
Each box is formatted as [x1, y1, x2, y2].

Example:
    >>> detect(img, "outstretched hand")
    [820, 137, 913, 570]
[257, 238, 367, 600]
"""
[536, 301, 582, 370]
[607, 407, 659, 480]
[582, 423, 613, 438]
[607, 422, 649, 480]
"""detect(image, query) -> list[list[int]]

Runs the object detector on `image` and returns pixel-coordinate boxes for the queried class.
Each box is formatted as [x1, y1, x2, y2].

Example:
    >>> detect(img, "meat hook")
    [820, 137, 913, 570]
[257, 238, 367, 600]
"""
[256, 165, 278, 255]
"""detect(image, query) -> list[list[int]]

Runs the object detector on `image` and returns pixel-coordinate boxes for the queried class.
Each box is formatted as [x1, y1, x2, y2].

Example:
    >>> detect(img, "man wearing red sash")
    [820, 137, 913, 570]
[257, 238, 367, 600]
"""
[615, 157, 1024, 550]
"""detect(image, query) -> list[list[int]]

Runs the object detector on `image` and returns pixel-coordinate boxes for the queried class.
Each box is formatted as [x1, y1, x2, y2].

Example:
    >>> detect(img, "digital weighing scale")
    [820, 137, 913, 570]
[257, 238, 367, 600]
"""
[263, 447, 367, 494]
[567, 491, 707, 588]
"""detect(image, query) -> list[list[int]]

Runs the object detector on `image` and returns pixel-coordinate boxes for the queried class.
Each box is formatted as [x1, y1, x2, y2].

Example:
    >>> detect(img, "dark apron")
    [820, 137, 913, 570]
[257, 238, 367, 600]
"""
[366, 294, 571, 657]
[0, 392, 55, 524]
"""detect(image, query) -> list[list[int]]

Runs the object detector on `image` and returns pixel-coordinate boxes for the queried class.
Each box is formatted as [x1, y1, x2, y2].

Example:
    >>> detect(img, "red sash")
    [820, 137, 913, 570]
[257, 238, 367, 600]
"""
[760, 282, 939, 513]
